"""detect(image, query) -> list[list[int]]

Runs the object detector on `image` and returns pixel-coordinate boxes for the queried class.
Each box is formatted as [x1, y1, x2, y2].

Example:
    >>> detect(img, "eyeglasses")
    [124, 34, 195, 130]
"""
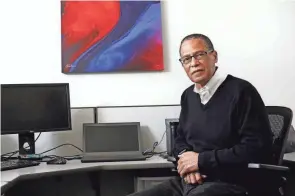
[179, 50, 213, 66]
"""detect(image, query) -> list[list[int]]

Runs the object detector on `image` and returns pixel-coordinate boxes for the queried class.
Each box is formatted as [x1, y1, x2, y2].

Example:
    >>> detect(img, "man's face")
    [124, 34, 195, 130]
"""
[179, 38, 217, 86]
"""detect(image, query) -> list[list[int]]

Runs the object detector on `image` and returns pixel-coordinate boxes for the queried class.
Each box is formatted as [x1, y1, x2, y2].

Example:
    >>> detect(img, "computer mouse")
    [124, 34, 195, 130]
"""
[47, 157, 67, 165]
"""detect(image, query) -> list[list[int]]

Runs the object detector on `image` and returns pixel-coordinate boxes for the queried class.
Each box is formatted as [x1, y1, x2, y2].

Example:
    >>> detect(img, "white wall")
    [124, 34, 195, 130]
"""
[1, 0, 294, 108]
[1, 0, 295, 155]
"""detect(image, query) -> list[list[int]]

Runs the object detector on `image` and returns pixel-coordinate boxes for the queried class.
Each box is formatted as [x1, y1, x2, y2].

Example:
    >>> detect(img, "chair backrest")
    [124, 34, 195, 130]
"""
[266, 106, 293, 165]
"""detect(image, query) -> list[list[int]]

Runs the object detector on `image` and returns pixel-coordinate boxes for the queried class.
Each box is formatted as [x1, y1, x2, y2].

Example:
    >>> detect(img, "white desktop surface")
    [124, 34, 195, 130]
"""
[2, 153, 294, 191]
[1, 156, 174, 184]
[1, 181, 7, 187]
[0, 181, 8, 193]
[284, 152, 295, 162]
[1, 170, 20, 182]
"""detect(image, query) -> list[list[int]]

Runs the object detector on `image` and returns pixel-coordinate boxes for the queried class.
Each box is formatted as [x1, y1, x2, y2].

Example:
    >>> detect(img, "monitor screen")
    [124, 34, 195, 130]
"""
[1, 83, 71, 134]
[84, 123, 140, 153]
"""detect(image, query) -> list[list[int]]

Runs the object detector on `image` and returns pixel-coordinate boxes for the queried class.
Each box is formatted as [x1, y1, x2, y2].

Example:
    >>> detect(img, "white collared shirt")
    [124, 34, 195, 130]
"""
[194, 67, 228, 105]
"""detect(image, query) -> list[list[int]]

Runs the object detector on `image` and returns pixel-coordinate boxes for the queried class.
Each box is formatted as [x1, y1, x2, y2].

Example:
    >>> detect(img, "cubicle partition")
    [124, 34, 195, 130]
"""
[1, 105, 181, 196]
[1, 104, 181, 160]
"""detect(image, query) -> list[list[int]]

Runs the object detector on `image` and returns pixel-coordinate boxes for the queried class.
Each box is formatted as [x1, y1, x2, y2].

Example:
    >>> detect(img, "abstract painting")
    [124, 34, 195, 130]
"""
[61, 1, 164, 73]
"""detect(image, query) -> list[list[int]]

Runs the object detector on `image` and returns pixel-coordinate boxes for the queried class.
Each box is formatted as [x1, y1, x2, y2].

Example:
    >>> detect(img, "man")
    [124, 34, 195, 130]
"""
[128, 33, 273, 196]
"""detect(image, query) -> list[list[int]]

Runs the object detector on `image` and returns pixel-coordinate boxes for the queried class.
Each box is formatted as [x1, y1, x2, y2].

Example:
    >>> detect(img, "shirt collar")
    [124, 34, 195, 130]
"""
[193, 67, 225, 95]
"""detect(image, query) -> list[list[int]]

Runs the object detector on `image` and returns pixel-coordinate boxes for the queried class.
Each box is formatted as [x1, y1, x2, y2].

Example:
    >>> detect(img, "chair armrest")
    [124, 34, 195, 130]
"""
[248, 163, 289, 192]
[248, 163, 289, 171]
[248, 163, 289, 183]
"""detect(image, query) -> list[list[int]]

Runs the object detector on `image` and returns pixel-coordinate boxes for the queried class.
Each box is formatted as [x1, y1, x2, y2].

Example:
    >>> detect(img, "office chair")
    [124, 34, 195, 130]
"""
[247, 106, 293, 196]
[169, 106, 293, 196]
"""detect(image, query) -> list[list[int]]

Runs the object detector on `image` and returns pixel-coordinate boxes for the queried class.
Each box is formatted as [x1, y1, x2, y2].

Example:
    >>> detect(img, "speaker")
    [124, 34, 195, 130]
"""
[165, 119, 179, 156]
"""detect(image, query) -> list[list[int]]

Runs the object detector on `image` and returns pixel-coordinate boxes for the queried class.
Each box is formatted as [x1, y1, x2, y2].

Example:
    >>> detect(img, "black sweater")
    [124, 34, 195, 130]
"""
[173, 75, 273, 184]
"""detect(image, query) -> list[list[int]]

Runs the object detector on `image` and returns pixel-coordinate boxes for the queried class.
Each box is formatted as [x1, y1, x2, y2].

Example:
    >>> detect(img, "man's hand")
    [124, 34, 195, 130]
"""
[177, 151, 199, 177]
[184, 172, 207, 184]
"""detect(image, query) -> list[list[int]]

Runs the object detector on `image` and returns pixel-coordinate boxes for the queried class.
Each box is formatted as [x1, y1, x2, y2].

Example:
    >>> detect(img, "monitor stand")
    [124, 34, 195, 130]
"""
[18, 132, 35, 155]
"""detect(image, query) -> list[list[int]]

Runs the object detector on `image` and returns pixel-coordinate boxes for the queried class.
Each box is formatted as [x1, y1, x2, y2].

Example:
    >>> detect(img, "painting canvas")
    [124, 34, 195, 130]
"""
[61, 1, 164, 73]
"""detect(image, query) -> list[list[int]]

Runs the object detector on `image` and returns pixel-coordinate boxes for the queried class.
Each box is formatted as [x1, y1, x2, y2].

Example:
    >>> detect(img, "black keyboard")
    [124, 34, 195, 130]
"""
[1, 159, 40, 171]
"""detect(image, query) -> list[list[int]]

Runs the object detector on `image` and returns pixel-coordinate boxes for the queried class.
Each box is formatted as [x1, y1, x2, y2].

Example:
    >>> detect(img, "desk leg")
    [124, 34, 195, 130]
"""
[88, 172, 101, 196]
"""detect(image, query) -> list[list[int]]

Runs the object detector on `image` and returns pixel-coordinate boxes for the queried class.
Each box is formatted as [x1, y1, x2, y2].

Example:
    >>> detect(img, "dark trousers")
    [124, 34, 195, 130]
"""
[128, 177, 247, 196]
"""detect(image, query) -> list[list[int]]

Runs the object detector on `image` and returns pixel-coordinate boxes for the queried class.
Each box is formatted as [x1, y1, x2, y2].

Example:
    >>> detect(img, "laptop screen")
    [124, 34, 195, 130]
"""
[84, 123, 140, 153]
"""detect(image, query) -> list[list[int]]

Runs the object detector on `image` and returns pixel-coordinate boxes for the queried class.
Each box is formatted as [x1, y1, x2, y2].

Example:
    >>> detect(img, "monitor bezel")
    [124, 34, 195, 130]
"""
[82, 122, 143, 156]
[1, 83, 72, 134]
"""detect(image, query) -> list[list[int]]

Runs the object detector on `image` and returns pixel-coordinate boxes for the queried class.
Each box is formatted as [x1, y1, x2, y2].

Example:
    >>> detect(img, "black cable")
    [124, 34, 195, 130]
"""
[36, 154, 82, 163]
[1, 132, 42, 157]
[37, 143, 83, 155]
[1, 132, 42, 161]
[143, 130, 166, 157]
[35, 132, 42, 142]
[1, 136, 83, 162]
[157, 129, 166, 146]
[63, 154, 82, 160]
[41, 155, 63, 162]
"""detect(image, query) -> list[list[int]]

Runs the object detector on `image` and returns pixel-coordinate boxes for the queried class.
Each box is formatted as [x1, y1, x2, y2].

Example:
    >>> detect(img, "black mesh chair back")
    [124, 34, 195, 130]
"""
[266, 106, 293, 166]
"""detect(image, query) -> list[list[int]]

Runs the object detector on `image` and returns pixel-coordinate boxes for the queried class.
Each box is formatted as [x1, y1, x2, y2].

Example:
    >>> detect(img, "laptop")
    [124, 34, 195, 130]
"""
[81, 122, 147, 163]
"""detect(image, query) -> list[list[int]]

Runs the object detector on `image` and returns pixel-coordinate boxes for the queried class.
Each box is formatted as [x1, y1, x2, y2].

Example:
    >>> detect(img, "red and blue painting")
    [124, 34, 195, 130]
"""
[61, 1, 164, 73]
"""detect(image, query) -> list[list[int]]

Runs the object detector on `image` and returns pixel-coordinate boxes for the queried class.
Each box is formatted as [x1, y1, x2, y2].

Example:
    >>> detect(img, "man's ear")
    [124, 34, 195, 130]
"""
[213, 51, 218, 63]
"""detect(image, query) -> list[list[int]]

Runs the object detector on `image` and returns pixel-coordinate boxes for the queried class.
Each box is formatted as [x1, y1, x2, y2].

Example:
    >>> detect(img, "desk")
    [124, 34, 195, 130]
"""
[1, 155, 173, 180]
[2, 154, 295, 196]
[1, 182, 7, 187]
[1, 182, 7, 194]
[1, 156, 174, 195]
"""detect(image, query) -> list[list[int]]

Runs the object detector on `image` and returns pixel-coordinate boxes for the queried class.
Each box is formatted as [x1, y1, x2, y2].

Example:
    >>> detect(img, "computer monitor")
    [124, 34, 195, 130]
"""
[82, 122, 143, 156]
[1, 83, 72, 155]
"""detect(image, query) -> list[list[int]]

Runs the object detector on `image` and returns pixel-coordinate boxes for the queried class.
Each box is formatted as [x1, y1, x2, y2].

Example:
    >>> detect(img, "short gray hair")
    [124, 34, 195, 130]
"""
[179, 33, 214, 55]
